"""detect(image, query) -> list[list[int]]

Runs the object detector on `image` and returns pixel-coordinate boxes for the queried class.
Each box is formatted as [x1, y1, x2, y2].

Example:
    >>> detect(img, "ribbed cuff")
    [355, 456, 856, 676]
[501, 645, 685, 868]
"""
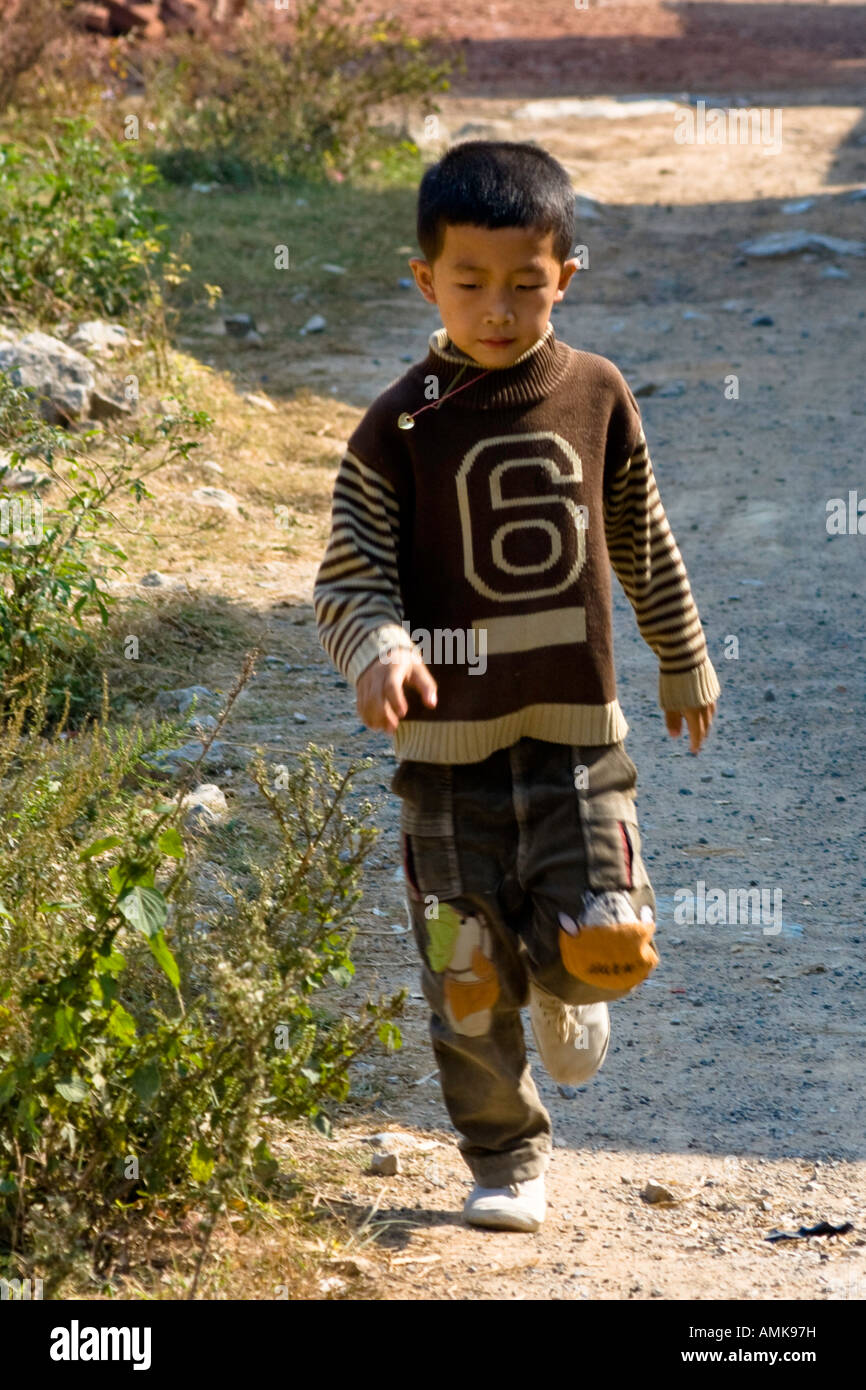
[658, 656, 721, 712]
[346, 623, 417, 686]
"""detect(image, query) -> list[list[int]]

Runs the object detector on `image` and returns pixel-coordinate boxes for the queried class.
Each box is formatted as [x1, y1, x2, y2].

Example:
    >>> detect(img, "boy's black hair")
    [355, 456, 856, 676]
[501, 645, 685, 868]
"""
[416, 140, 575, 267]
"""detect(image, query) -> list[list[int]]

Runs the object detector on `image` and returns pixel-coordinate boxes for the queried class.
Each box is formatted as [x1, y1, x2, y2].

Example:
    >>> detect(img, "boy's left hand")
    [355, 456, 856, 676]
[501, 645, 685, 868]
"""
[665, 702, 716, 753]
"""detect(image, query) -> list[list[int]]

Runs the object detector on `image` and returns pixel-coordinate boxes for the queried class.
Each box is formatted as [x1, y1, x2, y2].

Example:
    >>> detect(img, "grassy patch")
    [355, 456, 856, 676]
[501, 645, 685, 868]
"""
[156, 169, 424, 336]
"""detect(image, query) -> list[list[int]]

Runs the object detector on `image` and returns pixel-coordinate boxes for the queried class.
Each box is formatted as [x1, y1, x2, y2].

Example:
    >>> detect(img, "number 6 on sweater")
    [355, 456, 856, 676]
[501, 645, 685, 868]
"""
[456, 431, 588, 654]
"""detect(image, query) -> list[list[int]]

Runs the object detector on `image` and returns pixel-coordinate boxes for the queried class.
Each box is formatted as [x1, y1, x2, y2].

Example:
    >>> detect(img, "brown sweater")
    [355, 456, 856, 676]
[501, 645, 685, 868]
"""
[313, 322, 720, 764]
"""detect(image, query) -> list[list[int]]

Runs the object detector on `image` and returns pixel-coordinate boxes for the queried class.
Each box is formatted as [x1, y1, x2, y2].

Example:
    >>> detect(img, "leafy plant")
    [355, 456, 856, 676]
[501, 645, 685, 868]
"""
[0, 662, 404, 1295]
[142, 0, 459, 186]
[0, 371, 212, 729]
[0, 115, 172, 325]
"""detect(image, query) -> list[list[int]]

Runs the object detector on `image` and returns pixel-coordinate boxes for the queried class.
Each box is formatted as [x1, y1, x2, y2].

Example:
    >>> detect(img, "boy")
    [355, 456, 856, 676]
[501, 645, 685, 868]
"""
[313, 141, 719, 1232]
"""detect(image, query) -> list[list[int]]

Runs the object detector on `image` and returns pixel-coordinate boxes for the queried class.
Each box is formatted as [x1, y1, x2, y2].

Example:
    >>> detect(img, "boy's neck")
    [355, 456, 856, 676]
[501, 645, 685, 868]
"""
[424, 320, 569, 410]
[437, 321, 553, 367]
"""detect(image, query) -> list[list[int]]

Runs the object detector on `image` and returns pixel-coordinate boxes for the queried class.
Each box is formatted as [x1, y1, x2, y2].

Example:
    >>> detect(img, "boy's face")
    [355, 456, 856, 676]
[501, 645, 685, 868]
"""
[408, 222, 579, 368]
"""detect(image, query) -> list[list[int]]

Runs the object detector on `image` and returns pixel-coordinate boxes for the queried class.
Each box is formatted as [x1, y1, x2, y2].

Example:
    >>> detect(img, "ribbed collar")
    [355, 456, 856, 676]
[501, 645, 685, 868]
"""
[422, 321, 570, 410]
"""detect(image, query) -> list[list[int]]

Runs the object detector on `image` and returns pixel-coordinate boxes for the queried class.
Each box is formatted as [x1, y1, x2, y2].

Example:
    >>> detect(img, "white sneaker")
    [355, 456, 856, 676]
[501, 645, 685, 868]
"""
[529, 982, 611, 1086]
[463, 1174, 546, 1232]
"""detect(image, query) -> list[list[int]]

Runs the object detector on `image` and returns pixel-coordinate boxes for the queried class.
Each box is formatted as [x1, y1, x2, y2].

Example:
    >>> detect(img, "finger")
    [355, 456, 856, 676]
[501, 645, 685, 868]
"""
[405, 660, 438, 707]
[381, 695, 401, 734]
[685, 711, 701, 752]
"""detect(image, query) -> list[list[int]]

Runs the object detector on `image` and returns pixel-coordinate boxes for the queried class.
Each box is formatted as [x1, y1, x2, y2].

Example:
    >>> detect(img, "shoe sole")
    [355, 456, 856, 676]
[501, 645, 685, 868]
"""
[463, 1207, 543, 1233]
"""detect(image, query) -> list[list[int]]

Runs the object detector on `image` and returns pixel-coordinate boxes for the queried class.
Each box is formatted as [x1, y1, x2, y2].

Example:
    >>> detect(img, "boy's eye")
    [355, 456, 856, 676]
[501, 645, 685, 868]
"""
[456, 283, 544, 290]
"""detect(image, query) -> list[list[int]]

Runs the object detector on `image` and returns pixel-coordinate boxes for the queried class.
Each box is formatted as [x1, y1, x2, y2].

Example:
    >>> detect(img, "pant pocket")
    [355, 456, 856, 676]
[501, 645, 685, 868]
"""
[401, 829, 464, 902]
[572, 741, 651, 893]
[393, 761, 463, 900]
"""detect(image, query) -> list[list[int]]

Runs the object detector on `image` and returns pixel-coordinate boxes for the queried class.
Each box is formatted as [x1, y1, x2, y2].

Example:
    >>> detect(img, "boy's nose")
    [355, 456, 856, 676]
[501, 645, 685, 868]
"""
[484, 308, 515, 326]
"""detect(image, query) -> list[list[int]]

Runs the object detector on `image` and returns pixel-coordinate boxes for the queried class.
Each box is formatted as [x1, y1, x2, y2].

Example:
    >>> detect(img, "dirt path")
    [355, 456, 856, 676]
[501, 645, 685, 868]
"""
[161, 65, 866, 1297]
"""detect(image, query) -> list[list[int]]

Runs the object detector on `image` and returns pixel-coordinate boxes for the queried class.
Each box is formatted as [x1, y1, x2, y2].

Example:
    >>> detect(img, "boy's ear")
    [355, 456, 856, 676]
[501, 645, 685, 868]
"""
[553, 257, 581, 302]
[408, 257, 437, 304]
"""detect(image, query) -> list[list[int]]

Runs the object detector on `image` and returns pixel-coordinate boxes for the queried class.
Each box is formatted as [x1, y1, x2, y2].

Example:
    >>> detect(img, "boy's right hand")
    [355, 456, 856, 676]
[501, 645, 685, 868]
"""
[356, 649, 438, 735]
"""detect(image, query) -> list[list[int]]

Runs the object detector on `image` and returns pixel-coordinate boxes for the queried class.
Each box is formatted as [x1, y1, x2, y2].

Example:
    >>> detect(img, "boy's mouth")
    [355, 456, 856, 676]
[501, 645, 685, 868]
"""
[478, 337, 516, 348]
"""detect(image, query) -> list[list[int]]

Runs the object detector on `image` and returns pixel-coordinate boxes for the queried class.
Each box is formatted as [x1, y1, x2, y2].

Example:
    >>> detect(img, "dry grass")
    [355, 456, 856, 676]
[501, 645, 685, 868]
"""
[93, 349, 357, 592]
[74, 1121, 419, 1301]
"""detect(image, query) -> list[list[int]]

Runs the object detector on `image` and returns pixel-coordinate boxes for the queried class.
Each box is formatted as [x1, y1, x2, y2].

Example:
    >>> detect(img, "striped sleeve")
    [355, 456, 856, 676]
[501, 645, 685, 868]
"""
[603, 428, 721, 711]
[313, 447, 416, 686]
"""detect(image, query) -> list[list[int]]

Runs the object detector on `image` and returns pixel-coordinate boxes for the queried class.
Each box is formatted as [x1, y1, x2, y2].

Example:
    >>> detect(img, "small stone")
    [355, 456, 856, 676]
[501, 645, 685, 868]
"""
[751, 314, 775, 327]
[318, 1276, 346, 1294]
[369, 1151, 399, 1176]
[244, 392, 277, 412]
[224, 313, 257, 338]
[181, 782, 228, 828]
[200, 459, 224, 475]
[181, 782, 227, 812]
[299, 314, 327, 335]
[292, 711, 308, 723]
[140, 571, 172, 587]
[640, 1179, 678, 1204]
[191, 486, 241, 517]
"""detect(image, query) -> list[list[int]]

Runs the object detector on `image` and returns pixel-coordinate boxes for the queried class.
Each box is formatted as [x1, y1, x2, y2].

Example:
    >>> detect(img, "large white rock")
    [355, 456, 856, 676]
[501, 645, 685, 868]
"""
[0, 331, 95, 421]
[68, 320, 131, 352]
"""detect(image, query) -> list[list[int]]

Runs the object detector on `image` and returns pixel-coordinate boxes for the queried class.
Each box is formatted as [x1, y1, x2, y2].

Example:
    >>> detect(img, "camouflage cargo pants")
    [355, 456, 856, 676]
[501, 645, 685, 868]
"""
[390, 737, 658, 1188]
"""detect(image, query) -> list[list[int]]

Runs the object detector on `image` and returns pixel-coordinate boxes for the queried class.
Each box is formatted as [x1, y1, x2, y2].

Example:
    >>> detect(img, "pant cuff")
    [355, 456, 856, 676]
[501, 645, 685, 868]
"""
[465, 1146, 551, 1189]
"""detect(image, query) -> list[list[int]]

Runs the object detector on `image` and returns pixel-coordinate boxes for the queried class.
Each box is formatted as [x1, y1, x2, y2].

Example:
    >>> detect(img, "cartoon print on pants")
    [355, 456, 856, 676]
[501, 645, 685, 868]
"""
[426, 902, 499, 1038]
[558, 889, 659, 990]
